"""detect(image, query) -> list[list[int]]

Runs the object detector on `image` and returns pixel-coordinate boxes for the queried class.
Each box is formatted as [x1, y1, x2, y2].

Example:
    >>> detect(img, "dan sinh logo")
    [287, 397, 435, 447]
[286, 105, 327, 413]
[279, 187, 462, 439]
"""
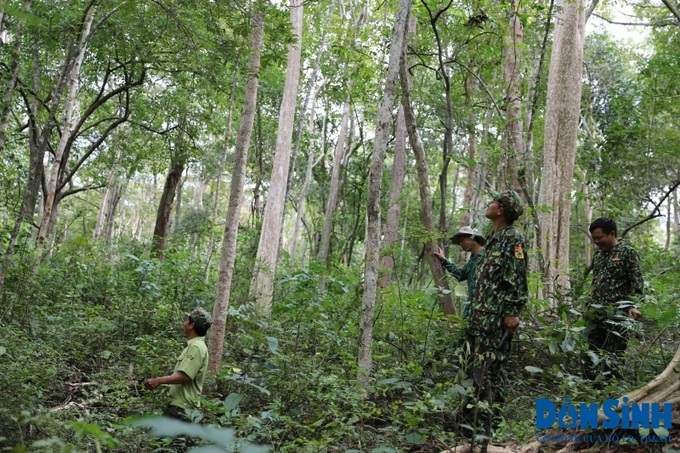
[536, 398, 673, 430]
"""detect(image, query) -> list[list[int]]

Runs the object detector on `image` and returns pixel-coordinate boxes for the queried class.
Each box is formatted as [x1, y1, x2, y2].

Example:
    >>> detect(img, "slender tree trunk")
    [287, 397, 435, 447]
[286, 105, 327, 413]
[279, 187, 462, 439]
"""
[460, 71, 478, 228]
[286, 0, 334, 198]
[151, 158, 185, 257]
[103, 181, 124, 246]
[205, 65, 240, 281]
[400, 43, 455, 317]
[357, 0, 410, 389]
[317, 100, 350, 263]
[249, 0, 303, 316]
[536, 0, 585, 304]
[290, 125, 322, 260]
[172, 167, 186, 233]
[93, 145, 123, 240]
[673, 188, 679, 233]
[37, 5, 95, 248]
[0, 0, 32, 156]
[502, 0, 525, 193]
[208, 11, 265, 373]
[378, 103, 407, 288]
[583, 175, 594, 267]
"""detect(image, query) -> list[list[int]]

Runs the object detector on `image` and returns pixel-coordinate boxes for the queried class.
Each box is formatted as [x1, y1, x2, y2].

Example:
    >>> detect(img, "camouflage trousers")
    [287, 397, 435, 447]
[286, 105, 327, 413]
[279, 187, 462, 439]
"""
[585, 306, 632, 379]
[457, 328, 511, 435]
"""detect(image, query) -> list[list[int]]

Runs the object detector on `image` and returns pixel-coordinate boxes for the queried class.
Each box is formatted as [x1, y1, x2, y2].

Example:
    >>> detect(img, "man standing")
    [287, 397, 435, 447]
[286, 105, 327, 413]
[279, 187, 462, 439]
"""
[433, 226, 486, 318]
[463, 190, 528, 435]
[145, 307, 212, 421]
[587, 217, 643, 377]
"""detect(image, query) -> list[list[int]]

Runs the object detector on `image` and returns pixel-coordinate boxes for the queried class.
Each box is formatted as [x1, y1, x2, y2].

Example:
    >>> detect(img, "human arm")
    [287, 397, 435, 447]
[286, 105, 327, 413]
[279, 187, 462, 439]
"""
[433, 247, 467, 281]
[144, 371, 191, 389]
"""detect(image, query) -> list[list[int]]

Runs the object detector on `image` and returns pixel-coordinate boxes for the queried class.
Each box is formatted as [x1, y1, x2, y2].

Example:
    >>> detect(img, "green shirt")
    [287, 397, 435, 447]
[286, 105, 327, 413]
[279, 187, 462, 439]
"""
[168, 336, 209, 410]
[591, 242, 643, 305]
[441, 250, 484, 318]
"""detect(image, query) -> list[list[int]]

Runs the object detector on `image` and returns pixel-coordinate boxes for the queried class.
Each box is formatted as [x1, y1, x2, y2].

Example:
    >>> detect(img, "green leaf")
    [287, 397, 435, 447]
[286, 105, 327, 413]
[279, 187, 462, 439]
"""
[0, 346, 6, 356]
[639, 427, 650, 437]
[454, 283, 467, 298]
[266, 336, 279, 353]
[652, 426, 669, 437]
[404, 432, 425, 444]
[525, 366, 544, 374]
[223, 393, 243, 412]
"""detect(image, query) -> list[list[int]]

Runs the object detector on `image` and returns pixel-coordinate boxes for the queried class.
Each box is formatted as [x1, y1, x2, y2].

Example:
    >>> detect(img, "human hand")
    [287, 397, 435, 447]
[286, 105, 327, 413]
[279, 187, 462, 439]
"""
[503, 316, 520, 333]
[628, 308, 642, 320]
[144, 378, 161, 390]
[433, 247, 445, 260]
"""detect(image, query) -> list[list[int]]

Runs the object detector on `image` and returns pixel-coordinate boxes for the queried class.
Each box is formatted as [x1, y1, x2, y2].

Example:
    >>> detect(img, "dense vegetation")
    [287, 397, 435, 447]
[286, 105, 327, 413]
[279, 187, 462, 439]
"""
[0, 0, 679, 451]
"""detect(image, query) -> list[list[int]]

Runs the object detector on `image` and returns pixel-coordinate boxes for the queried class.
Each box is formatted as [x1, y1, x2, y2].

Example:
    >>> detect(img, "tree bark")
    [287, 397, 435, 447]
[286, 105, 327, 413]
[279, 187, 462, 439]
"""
[317, 100, 350, 263]
[208, 10, 265, 373]
[249, 0, 303, 316]
[400, 44, 455, 316]
[0, 0, 32, 157]
[460, 71, 478, 229]
[93, 145, 124, 240]
[536, 0, 585, 304]
[205, 65, 240, 281]
[378, 102, 407, 288]
[502, 0, 525, 194]
[151, 158, 185, 257]
[37, 5, 95, 247]
[357, 0, 411, 389]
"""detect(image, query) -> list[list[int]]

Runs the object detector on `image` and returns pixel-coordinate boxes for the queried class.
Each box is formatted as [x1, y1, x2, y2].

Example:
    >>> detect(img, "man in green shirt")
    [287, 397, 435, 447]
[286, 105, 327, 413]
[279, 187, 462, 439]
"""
[145, 307, 212, 421]
[433, 225, 486, 318]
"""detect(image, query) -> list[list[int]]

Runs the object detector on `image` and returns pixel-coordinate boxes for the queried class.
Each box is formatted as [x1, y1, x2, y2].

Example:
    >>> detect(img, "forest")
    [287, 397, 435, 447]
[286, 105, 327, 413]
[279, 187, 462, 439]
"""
[0, 0, 679, 451]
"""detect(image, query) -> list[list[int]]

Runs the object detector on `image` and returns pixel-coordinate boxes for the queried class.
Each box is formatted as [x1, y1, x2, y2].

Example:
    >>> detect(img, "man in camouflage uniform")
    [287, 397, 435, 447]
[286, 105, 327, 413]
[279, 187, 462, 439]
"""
[587, 217, 643, 378]
[433, 226, 487, 318]
[462, 190, 528, 436]
[145, 307, 212, 421]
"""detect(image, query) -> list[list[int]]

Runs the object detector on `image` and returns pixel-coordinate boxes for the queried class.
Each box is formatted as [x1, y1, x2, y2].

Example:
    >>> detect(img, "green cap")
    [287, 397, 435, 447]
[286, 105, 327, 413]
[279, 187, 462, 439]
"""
[493, 189, 524, 222]
[187, 307, 212, 330]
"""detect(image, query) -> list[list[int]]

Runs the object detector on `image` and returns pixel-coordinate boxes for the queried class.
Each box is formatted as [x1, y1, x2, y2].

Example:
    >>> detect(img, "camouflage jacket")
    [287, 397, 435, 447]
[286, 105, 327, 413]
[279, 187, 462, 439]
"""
[591, 242, 643, 305]
[441, 250, 484, 302]
[468, 225, 528, 333]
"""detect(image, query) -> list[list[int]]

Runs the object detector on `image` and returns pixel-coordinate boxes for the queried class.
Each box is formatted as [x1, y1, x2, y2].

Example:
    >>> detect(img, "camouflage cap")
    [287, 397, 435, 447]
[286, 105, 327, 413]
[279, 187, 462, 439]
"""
[493, 189, 524, 222]
[187, 307, 212, 330]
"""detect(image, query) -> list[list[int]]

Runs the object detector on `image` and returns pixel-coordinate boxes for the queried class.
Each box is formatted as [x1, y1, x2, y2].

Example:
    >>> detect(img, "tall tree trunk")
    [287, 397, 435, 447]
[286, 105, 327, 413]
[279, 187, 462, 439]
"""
[103, 181, 124, 246]
[460, 71, 478, 229]
[289, 120, 322, 260]
[357, 0, 410, 389]
[317, 100, 350, 263]
[208, 10, 265, 373]
[0, 0, 32, 156]
[249, 0, 303, 316]
[37, 5, 95, 247]
[502, 0, 525, 194]
[400, 44, 455, 317]
[205, 65, 239, 281]
[536, 0, 585, 304]
[93, 145, 123, 240]
[286, 0, 334, 198]
[0, 36, 55, 291]
[172, 167, 186, 233]
[151, 158, 185, 257]
[583, 174, 594, 267]
[673, 188, 679, 233]
[378, 102, 407, 288]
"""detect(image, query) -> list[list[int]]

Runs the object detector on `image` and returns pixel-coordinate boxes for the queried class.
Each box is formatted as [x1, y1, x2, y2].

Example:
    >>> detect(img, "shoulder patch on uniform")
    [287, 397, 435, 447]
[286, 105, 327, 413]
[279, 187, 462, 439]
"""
[514, 245, 525, 260]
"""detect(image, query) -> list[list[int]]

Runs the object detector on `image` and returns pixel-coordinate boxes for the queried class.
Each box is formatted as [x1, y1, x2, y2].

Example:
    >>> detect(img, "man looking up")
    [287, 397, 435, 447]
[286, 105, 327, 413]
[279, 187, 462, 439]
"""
[463, 190, 528, 436]
[145, 307, 212, 421]
[587, 217, 643, 378]
[433, 226, 486, 318]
